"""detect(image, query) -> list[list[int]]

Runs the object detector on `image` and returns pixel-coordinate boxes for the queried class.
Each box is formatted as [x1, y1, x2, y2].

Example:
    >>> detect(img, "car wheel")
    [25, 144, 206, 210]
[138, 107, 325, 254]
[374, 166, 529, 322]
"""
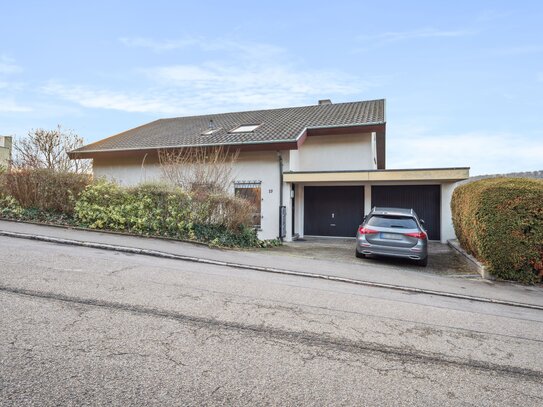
[356, 250, 365, 259]
[416, 257, 428, 267]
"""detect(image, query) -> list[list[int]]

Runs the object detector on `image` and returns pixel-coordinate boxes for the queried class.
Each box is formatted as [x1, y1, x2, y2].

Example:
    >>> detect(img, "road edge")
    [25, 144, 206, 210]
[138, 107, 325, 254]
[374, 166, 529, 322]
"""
[1, 229, 541, 311]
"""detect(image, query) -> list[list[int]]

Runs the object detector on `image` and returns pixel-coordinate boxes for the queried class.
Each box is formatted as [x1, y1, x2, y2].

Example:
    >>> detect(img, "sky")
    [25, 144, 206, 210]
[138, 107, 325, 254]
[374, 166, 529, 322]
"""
[1, 0, 542, 175]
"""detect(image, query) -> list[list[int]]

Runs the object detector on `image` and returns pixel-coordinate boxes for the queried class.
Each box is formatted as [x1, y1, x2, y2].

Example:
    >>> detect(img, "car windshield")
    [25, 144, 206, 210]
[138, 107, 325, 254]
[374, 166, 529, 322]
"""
[367, 215, 418, 229]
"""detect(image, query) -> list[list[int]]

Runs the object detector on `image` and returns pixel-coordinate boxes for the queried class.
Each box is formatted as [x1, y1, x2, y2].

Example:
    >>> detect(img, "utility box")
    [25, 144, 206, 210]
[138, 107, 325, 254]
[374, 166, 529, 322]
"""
[279, 206, 287, 239]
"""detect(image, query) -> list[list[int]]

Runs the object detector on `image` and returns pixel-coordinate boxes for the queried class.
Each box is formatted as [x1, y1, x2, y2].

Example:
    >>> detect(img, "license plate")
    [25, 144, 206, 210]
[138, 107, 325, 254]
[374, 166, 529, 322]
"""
[381, 233, 402, 240]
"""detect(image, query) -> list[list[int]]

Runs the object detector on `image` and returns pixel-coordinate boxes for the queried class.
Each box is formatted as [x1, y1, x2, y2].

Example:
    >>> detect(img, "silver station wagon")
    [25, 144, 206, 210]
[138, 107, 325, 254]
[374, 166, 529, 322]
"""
[355, 207, 428, 266]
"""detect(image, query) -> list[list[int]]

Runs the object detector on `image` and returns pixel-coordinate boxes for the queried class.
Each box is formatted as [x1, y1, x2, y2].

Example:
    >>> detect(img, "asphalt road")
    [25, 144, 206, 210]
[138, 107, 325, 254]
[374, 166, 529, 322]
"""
[1, 236, 542, 406]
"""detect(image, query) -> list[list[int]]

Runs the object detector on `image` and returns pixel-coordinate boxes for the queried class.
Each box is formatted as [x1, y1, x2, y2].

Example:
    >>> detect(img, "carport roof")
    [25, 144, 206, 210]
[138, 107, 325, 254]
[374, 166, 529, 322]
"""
[283, 168, 470, 183]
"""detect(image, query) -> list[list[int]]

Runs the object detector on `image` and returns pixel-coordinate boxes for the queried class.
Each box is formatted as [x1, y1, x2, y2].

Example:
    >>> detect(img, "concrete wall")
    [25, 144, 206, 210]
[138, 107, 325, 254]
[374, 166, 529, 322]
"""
[440, 182, 458, 243]
[0, 136, 12, 169]
[289, 132, 373, 172]
[93, 150, 288, 240]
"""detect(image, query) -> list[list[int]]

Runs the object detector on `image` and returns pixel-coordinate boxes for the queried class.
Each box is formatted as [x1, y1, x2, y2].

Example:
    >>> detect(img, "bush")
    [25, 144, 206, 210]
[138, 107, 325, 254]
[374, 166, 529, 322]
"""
[0, 192, 24, 218]
[1, 169, 90, 213]
[451, 178, 543, 283]
[74, 181, 261, 247]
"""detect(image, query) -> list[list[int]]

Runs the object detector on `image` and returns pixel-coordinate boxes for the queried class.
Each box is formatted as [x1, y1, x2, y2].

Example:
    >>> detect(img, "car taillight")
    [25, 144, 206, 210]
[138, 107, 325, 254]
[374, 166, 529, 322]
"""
[405, 231, 427, 239]
[358, 227, 378, 235]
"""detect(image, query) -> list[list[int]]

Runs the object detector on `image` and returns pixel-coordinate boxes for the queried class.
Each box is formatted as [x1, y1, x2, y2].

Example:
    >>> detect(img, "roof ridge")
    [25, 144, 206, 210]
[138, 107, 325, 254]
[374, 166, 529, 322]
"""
[159, 99, 386, 122]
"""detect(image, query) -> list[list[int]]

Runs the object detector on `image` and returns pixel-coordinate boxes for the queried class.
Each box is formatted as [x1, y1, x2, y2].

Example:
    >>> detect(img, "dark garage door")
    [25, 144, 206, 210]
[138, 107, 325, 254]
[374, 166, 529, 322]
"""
[371, 185, 441, 240]
[304, 186, 364, 237]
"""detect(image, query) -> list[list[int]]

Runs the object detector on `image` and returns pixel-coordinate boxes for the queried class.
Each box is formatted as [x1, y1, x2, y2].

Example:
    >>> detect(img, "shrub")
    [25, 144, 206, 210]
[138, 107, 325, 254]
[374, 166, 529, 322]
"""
[74, 181, 261, 247]
[451, 177, 543, 283]
[1, 169, 90, 213]
[0, 192, 24, 218]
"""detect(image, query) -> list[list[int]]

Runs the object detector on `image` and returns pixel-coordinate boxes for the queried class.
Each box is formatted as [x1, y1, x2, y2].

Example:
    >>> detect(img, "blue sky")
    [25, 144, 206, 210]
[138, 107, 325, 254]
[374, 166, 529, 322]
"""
[1, 0, 542, 175]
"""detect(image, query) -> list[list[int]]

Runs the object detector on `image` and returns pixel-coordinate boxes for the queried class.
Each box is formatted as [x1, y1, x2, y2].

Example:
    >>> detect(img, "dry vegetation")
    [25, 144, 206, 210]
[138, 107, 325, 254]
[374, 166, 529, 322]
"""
[159, 146, 239, 194]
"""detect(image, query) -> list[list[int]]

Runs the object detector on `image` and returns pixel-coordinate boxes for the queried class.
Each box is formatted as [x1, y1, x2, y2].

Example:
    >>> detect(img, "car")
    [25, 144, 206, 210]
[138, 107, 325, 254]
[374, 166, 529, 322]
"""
[355, 207, 428, 266]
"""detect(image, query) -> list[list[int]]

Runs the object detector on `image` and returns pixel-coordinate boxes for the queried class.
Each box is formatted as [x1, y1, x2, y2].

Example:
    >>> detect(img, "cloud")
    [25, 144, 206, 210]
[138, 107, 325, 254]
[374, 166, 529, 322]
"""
[0, 56, 22, 75]
[490, 45, 543, 56]
[387, 128, 543, 175]
[119, 36, 285, 60]
[144, 63, 372, 107]
[0, 99, 32, 113]
[119, 37, 199, 52]
[46, 37, 380, 115]
[358, 28, 473, 44]
[42, 82, 183, 114]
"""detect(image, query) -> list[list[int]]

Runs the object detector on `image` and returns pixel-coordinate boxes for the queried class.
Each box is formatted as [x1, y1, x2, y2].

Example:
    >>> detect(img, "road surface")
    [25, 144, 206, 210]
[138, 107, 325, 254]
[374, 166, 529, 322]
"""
[1, 236, 542, 406]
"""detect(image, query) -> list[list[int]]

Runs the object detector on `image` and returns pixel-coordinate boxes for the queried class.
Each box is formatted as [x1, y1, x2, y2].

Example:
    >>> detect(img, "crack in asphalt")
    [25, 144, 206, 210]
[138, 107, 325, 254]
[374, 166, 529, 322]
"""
[2, 231, 542, 311]
[1, 284, 542, 382]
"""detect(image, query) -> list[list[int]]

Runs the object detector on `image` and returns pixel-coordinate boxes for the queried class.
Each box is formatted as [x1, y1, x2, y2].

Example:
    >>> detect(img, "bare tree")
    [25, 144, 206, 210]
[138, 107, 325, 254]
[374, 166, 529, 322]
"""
[159, 146, 239, 193]
[13, 125, 91, 173]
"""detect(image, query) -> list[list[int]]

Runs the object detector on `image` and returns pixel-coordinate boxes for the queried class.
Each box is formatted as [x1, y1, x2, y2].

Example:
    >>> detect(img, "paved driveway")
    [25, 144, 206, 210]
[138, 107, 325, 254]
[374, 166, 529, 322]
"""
[268, 237, 480, 277]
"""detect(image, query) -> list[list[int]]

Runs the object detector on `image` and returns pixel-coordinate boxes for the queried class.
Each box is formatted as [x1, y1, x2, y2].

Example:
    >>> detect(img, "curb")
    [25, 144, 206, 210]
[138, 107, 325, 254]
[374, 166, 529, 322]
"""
[448, 239, 494, 280]
[1, 229, 542, 311]
[0, 218, 212, 247]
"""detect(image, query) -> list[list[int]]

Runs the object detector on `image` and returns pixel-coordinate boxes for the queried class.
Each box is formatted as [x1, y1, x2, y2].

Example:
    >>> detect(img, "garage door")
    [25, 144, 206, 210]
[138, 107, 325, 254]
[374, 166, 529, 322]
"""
[371, 185, 441, 240]
[304, 186, 364, 237]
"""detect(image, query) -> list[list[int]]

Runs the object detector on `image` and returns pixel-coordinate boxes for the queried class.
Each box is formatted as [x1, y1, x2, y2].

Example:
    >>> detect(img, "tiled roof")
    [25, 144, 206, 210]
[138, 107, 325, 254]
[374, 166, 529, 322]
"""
[71, 99, 385, 154]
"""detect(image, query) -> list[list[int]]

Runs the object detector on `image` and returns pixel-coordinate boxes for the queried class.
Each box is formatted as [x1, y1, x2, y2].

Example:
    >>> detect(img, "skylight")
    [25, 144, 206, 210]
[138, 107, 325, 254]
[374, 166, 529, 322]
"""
[230, 124, 260, 133]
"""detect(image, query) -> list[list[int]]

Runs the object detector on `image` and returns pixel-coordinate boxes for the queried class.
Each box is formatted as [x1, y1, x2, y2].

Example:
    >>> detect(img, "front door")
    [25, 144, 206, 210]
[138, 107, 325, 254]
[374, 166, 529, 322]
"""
[304, 186, 364, 237]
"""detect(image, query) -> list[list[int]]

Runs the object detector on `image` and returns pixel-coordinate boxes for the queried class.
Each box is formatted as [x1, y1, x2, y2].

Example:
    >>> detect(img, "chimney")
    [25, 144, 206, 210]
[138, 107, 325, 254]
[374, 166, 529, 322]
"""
[318, 99, 332, 105]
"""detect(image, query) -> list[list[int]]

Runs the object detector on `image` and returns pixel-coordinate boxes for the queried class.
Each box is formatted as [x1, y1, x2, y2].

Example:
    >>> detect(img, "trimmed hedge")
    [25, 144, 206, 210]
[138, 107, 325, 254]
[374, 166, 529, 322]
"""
[73, 181, 269, 248]
[0, 175, 279, 248]
[451, 177, 543, 283]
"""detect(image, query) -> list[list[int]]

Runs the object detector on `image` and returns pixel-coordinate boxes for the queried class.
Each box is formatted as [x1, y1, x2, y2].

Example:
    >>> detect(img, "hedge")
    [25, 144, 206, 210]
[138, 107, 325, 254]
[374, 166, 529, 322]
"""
[451, 177, 543, 283]
[0, 172, 278, 248]
[1, 169, 90, 213]
[73, 181, 267, 248]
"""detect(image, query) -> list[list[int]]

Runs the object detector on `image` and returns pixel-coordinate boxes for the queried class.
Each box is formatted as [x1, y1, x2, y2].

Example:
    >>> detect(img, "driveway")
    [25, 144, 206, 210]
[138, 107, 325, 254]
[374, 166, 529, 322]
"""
[267, 237, 480, 277]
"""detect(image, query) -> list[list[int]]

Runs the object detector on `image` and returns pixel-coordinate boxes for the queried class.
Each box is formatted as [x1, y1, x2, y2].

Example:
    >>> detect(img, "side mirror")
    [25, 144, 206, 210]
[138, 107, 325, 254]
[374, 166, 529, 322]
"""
[420, 219, 425, 225]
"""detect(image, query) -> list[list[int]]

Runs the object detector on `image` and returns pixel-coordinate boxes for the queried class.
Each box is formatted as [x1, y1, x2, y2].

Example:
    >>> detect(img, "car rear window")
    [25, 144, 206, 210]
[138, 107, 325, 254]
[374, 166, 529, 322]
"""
[367, 215, 418, 229]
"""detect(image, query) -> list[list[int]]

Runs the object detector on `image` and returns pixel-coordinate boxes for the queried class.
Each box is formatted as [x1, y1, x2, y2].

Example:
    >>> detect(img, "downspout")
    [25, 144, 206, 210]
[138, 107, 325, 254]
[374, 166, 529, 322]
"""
[278, 151, 284, 241]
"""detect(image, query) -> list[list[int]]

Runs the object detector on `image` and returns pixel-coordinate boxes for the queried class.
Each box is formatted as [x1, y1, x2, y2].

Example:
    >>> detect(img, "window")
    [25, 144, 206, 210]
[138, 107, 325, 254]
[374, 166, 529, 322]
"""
[229, 124, 260, 133]
[235, 181, 262, 227]
[367, 215, 418, 229]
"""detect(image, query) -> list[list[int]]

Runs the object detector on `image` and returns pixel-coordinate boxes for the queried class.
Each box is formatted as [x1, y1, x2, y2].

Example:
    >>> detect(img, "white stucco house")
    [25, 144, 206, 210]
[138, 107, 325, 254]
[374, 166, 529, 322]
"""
[69, 99, 469, 243]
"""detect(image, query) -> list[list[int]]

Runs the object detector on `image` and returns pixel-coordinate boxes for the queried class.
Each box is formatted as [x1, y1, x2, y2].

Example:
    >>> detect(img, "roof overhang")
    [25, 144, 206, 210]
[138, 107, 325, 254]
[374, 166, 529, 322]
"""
[283, 168, 469, 183]
[68, 123, 386, 161]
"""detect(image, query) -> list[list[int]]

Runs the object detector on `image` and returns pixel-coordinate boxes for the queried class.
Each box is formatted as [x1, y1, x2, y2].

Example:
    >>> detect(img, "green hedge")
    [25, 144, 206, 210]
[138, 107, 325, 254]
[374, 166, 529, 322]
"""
[73, 181, 265, 248]
[451, 177, 543, 283]
[0, 174, 279, 248]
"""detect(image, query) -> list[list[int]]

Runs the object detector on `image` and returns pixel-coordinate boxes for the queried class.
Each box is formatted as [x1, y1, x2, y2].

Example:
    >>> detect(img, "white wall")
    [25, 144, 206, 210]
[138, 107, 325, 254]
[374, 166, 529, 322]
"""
[93, 156, 162, 185]
[93, 151, 287, 241]
[228, 151, 284, 240]
[440, 182, 458, 243]
[290, 132, 373, 172]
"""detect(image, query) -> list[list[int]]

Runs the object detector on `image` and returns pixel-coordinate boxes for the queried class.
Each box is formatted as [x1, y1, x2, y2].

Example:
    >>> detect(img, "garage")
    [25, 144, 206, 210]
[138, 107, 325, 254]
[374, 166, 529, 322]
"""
[304, 186, 364, 237]
[371, 185, 441, 240]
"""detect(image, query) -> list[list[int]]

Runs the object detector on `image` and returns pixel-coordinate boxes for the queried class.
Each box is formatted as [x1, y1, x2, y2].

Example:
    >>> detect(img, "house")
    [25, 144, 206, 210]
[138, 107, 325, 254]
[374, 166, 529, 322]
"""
[68, 99, 469, 243]
[0, 136, 12, 170]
